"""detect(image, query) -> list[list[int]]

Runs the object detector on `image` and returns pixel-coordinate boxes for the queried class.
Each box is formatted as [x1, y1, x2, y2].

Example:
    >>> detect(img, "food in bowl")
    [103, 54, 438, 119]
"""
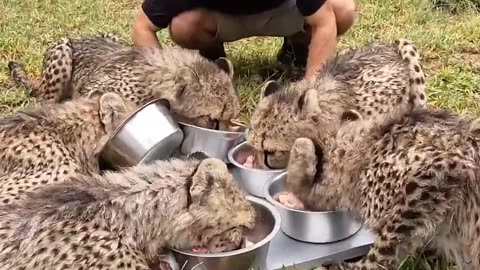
[158, 261, 172, 270]
[191, 246, 210, 253]
[243, 155, 255, 168]
[228, 141, 287, 198]
[273, 191, 305, 210]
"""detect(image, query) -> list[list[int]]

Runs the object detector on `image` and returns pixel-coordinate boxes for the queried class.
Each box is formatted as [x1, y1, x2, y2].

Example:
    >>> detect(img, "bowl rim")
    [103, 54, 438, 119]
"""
[227, 141, 287, 173]
[171, 195, 282, 258]
[177, 120, 246, 135]
[264, 172, 343, 214]
[100, 98, 175, 152]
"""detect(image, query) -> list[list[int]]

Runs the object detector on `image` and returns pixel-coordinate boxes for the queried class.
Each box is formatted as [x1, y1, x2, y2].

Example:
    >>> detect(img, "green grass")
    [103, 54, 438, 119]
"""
[0, 0, 479, 269]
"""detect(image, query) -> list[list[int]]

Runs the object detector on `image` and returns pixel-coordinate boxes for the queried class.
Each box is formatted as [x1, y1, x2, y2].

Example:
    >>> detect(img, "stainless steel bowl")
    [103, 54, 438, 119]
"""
[100, 99, 184, 169]
[228, 141, 286, 198]
[265, 172, 362, 244]
[171, 195, 281, 270]
[177, 121, 246, 163]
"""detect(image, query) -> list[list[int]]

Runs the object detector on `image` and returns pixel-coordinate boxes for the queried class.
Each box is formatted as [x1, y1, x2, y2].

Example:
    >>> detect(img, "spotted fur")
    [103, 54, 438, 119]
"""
[0, 157, 255, 270]
[247, 38, 427, 169]
[0, 92, 137, 205]
[286, 108, 480, 270]
[8, 33, 240, 129]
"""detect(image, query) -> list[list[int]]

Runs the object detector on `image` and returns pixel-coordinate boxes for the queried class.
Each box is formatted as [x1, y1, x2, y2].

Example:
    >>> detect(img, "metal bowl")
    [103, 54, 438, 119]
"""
[171, 195, 281, 270]
[228, 141, 286, 198]
[100, 99, 184, 169]
[177, 121, 246, 163]
[265, 172, 362, 244]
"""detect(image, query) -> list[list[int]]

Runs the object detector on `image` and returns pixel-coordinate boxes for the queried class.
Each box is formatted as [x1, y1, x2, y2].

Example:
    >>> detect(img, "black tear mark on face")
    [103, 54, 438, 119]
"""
[175, 84, 187, 100]
[297, 91, 307, 112]
[264, 150, 274, 169]
[313, 142, 324, 186]
[185, 165, 200, 208]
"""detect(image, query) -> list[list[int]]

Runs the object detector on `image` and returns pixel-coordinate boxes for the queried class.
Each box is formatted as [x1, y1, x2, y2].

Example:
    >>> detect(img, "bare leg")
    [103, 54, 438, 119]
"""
[169, 9, 226, 60]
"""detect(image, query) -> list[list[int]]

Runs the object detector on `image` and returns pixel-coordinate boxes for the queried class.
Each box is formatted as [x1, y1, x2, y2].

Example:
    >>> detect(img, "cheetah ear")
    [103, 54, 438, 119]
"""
[189, 158, 228, 204]
[99, 93, 129, 134]
[260, 80, 282, 100]
[297, 89, 319, 114]
[215, 57, 234, 78]
[341, 109, 363, 122]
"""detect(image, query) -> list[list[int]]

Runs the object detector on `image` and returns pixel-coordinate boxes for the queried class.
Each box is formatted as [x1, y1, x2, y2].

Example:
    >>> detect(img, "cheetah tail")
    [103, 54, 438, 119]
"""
[395, 39, 427, 108]
[7, 61, 39, 96]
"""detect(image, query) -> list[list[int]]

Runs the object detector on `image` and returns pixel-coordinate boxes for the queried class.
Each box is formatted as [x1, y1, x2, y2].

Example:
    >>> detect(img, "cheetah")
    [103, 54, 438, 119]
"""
[247, 38, 427, 169]
[284, 108, 480, 270]
[8, 33, 239, 129]
[0, 156, 256, 270]
[0, 91, 138, 205]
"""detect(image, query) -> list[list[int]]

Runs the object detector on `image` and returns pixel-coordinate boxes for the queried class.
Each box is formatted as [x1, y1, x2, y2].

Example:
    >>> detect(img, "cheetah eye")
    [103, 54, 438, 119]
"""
[176, 85, 187, 98]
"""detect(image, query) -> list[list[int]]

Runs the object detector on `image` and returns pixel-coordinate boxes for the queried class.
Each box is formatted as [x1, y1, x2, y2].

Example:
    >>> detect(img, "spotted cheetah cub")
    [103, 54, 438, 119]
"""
[0, 156, 255, 270]
[0, 92, 137, 206]
[285, 108, 480, 270]
[8, 33, 239, 129]
[247, 38, 427, 169]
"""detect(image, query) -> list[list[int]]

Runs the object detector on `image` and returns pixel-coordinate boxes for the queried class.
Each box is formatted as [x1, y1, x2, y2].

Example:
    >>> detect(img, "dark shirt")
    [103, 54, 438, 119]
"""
[142, 0, 326, 28]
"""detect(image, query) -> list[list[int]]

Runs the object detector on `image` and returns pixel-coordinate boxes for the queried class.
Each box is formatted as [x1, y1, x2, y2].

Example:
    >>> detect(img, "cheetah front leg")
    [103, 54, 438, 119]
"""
[285, 138, 337, 211]
[315, 182, 453, 269]
[9, 38, 73, 103]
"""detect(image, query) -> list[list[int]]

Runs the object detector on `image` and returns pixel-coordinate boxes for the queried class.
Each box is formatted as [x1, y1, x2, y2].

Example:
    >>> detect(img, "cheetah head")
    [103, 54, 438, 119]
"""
[247, 80, 362, 169]
[168, 57, 241, 130]
[172, 158, 256, 253]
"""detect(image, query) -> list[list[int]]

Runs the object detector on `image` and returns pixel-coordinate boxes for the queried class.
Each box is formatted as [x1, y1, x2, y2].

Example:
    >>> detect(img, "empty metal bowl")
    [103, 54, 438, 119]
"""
[171, 195, 281, 270]
[177, 121, 246, 163]
[100, 99, 184, 169]
[228, 141, 286, 198]
[265, 172, 362, 244]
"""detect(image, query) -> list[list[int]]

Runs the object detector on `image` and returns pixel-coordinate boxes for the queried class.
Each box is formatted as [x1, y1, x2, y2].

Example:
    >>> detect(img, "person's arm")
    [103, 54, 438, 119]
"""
[302, 1, 338, 81]
[132, 0, 172, 48]
[132, 9, 162, 48]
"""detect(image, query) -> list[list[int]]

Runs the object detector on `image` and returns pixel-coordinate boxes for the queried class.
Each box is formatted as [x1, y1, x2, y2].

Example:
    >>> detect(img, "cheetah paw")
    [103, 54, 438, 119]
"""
[287, 138, 317, 188]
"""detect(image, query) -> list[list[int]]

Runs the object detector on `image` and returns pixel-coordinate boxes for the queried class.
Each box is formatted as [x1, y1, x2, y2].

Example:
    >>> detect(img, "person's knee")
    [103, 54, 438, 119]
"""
[334, 0, 356, 35]
[169, 9, 216, 48]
